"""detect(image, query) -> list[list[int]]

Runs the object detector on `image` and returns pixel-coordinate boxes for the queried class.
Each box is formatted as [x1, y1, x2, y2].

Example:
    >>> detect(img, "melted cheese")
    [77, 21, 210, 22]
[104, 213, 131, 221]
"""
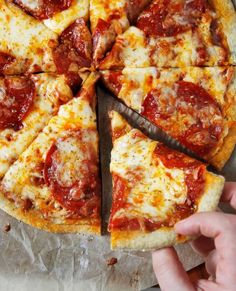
[0, 0, 58, 74]
[90, 0, 128, 32]
[120, 27, 151, 68]
[110, 129, 187, 221]
[1, 79, 98, 222]
[43, 0, 89, 34]
[0, 74, 72, 178]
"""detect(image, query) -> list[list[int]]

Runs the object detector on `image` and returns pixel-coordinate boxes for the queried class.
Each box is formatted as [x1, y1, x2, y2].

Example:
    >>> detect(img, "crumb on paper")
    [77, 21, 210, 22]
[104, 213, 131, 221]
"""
[107, 257, 118, 266]
[87, 235, 94, 242]
[3, 224, 11, 233]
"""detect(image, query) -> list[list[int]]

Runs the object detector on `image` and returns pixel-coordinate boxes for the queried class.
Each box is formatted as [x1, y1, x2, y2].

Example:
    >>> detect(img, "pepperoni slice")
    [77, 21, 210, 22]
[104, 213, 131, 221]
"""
[137, 0, 211, 37]
[0, 52, 15, 74]
[53, 18, 92, 91]
[0, 76, 35, 130]
[44, 131, 100, 217]
[142, 81, 224, 156]
[13, 0, 73, 20]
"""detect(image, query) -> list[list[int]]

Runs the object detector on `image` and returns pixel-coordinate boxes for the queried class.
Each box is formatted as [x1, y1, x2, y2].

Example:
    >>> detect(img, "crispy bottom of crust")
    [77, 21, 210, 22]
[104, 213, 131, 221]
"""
[0, 190, 100, 234]
[110, 172, 225, 250]
[209, 126, 236, 170]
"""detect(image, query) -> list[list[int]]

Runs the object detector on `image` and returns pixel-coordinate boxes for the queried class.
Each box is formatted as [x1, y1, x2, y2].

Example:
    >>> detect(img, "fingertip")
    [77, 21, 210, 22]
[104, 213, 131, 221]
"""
[174, 218, 190, 233]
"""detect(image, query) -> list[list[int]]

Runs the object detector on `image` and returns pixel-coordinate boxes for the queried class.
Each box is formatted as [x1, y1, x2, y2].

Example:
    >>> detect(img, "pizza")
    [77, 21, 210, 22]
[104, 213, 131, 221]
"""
[0, 0, 234, 248]
[0, 0, 91, 90]
[99, 0, 236, 69]
[101, 66, 236, 169]
[108, 111, 225, 250]
[0, 73, 83, 179]
[0, 73, 101, 233]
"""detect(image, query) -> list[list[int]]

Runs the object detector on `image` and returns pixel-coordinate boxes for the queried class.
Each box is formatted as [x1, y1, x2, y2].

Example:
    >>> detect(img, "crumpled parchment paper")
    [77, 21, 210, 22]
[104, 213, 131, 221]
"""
[0, 85, 235, 291]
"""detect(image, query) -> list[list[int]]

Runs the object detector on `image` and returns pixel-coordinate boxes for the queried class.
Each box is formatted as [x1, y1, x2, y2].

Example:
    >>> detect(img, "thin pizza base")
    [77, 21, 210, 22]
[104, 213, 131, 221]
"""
[109, 111, 225, 250]
[0, 73, 101, 234]
[0, 193, 100, 234]
[110, 167, 224, 250]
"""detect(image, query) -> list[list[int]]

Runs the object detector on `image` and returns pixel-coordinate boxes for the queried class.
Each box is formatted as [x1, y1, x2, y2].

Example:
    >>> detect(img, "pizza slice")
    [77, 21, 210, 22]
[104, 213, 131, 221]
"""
[99, 0, 236, 69]
[101, 67, 236, 169]
[11, 0, 89, 34]
[0, 73, 86, 179]
[90, 0, 151, 67]
[108, 111, 225, 250]
[1, 1, 92, 87]
[0, 73, 101, 234]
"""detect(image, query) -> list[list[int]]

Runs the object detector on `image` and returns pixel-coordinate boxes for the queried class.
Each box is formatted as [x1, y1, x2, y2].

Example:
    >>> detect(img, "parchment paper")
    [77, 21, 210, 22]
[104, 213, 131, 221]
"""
[0, 85, 235, 291]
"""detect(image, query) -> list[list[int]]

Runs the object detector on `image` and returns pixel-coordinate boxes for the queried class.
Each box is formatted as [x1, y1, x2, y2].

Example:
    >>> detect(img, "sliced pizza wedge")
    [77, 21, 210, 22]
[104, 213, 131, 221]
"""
[0, 72, 101, 234]
[101, 67, 236, 169]
[1, 1, 92, 86]
[108, 111, 225, 250]
[0, 73, 84, 179]
[99, 0, 236, 69]
[90, 0, 151, 67]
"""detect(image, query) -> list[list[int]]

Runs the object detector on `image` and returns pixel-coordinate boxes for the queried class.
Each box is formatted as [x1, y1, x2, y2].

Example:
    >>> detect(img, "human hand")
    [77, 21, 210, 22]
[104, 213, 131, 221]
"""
[152, 182, 236, 291]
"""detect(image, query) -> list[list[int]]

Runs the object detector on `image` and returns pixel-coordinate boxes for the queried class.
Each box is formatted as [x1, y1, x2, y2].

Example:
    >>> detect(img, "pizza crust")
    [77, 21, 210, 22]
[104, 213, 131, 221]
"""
[209, 126, 236, 170]
[0, 187, 100, 234]
[211, 0, 236, 64]
[110, 172, 225, 250]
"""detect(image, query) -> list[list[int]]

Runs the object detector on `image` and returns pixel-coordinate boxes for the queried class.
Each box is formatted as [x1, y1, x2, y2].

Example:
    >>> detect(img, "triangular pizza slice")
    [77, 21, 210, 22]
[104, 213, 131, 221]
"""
[0, 73, 101, 234]
[0, 73, 84, 179]
[99, 0, 236, 69]
[108, 111, 224, 250]
[101, 67, 236, 169]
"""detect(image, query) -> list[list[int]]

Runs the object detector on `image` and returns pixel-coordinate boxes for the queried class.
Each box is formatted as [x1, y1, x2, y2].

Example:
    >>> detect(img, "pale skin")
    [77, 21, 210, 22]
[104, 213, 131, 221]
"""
[152, 182, 236, 291]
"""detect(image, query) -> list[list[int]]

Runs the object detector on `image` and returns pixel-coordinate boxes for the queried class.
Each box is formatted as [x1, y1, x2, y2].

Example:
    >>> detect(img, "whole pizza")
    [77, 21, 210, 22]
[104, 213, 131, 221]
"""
[0, 0, 235, 250]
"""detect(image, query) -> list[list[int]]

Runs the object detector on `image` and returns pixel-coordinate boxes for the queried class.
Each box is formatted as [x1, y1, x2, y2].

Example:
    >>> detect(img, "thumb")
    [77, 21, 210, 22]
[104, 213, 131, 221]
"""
[152, 247, 195, 291]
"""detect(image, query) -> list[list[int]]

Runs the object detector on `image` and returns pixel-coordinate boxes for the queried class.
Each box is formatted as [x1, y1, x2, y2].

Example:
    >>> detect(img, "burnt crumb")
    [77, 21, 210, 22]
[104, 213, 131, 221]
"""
[87, 235, 94, 242]
[107, 257, 118, 266]
[3, 223, 11, 233]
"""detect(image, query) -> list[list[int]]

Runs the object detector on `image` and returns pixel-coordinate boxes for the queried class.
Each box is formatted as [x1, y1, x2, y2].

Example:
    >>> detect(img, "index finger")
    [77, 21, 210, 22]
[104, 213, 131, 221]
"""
[175, 212, 236, 251]
[221, 182, 236, 209]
